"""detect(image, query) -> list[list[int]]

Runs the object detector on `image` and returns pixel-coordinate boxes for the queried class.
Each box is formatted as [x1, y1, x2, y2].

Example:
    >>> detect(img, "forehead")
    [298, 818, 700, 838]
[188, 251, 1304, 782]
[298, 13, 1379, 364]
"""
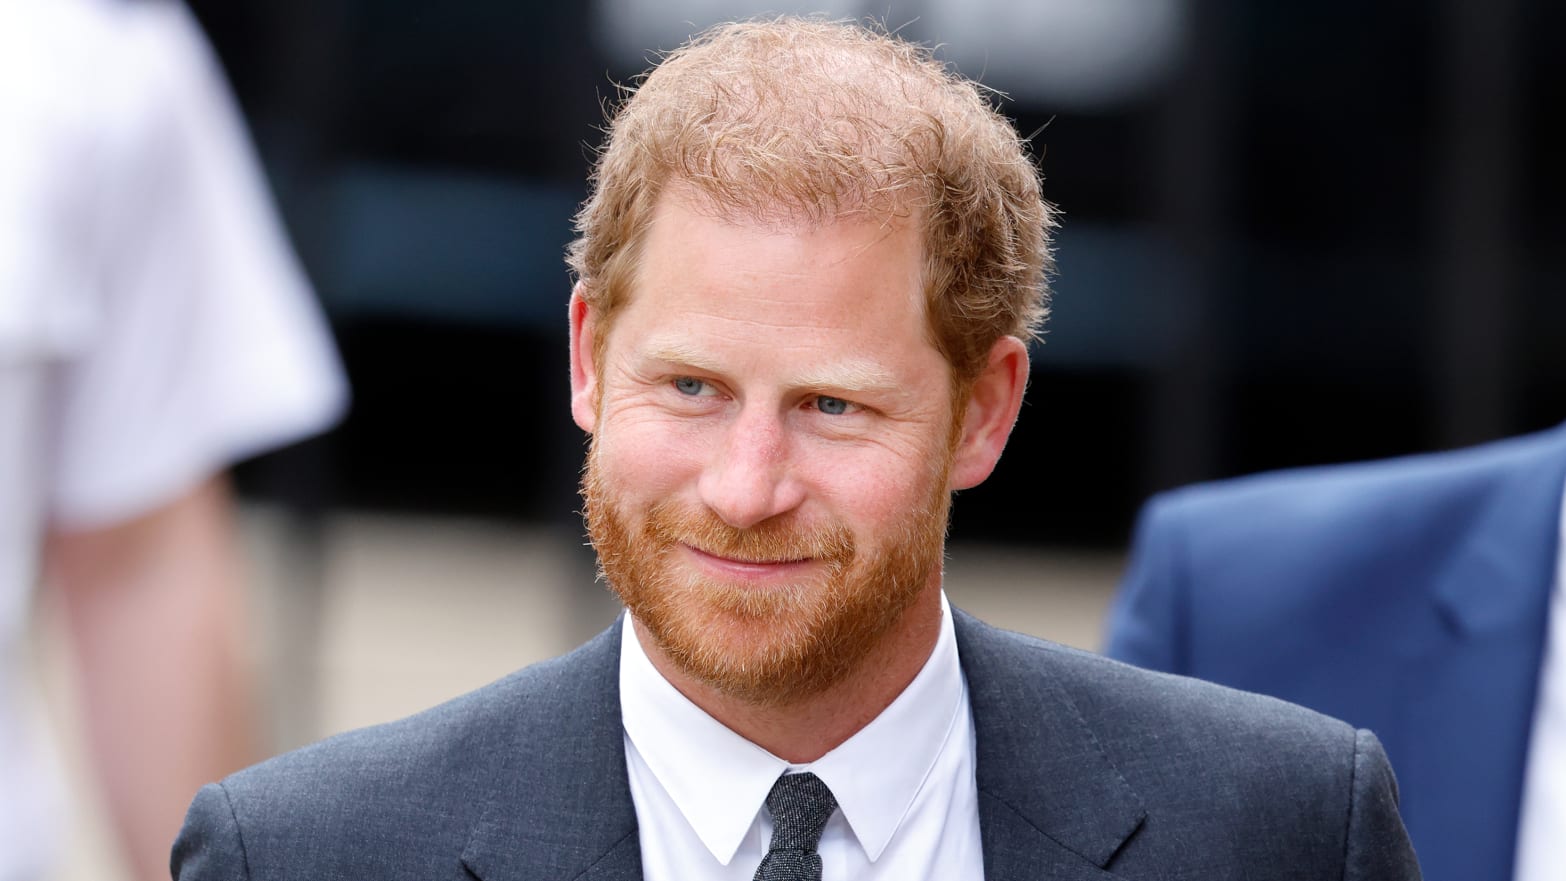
[617, 191, 931, 349]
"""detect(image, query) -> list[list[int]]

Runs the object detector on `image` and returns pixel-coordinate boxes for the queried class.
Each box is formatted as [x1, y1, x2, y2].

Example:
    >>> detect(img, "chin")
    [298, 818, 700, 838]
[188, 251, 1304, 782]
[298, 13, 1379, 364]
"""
[625, 569, 920, 706]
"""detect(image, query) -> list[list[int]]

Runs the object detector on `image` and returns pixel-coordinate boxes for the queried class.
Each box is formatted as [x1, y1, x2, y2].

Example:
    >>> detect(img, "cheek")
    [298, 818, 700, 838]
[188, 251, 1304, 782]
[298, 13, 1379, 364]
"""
[592, 416, 708, 501]
[793, 443, 947, 534]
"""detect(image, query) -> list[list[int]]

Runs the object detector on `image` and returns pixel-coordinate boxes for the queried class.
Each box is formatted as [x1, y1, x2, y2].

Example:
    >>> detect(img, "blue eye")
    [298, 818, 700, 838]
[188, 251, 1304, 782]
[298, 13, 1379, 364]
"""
[815, 396, 850, 415]
[673, 377, 706, 396]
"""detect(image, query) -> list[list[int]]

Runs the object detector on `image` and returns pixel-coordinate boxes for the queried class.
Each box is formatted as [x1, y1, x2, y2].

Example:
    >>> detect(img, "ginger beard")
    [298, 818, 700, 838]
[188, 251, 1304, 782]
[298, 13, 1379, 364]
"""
[582, 438, 954, 707]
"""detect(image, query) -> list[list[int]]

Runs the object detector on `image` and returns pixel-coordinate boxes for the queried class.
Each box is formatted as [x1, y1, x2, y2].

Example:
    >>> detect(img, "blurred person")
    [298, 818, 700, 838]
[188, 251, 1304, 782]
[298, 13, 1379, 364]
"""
[1, 1, 346, 879]
[1106, 422, 1566, 881]
[173, 18, 1418, 880]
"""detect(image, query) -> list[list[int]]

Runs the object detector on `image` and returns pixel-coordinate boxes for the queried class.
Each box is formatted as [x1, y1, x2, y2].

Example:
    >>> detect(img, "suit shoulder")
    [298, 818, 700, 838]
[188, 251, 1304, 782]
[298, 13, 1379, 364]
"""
[1151, 423, 1566, 534]
[977, 621, 1355, 752]
[957, 616, 1411, 870]
[213, 625, 619, 840]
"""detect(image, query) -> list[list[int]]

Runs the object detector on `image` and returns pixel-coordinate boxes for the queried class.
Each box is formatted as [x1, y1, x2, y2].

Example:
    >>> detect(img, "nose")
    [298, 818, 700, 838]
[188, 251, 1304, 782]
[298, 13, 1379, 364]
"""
[696, 407, 806, 529]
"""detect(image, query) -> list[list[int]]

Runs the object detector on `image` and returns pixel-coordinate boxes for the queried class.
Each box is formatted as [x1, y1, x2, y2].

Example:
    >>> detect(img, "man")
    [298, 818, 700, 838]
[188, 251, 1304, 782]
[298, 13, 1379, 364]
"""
[1106, 423, 1566, 881]
[174, 18, 1420, 880]
[4, 2, 346, 879]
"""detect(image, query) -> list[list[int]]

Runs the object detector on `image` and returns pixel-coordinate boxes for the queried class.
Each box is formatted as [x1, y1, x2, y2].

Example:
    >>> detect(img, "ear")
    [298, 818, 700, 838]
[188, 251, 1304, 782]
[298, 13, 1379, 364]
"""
[569, 284, 599, 434]
[949, 336, 1030, 491]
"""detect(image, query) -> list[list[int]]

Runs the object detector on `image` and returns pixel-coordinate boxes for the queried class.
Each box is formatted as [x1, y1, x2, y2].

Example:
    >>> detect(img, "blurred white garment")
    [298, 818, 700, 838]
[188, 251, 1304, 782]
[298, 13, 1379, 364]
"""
[593, 0, 1186, 110]
[1512, 480, 1566, 881]
[0, 0, 346, 876]
[593, 0, 863, 65]
[926, 0, 1186, 109]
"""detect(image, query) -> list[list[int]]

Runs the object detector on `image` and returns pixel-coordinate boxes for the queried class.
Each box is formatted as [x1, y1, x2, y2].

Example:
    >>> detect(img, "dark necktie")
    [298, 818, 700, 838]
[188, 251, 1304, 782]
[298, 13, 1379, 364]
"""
[753, 772, 838, 881]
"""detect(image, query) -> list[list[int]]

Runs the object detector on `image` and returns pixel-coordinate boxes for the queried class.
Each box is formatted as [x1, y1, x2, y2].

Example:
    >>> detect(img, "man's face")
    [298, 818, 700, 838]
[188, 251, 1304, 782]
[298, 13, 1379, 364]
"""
[575, 193, 963, 706]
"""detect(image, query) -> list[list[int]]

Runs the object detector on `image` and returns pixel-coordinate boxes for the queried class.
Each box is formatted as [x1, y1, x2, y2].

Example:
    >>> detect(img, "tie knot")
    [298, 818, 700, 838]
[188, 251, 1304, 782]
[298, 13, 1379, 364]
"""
[764, 773, 838, 852]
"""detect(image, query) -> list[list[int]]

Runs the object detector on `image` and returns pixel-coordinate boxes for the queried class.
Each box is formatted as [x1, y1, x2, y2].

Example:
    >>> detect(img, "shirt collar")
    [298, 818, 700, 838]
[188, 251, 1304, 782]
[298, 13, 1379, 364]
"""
[619, 592, 967, 865]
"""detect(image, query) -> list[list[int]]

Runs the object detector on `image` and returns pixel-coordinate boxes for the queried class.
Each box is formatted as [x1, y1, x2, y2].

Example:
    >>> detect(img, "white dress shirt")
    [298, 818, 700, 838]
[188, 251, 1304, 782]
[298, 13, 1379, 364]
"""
[1512, 475, 1566, 881]
[620, 592, 985, 881]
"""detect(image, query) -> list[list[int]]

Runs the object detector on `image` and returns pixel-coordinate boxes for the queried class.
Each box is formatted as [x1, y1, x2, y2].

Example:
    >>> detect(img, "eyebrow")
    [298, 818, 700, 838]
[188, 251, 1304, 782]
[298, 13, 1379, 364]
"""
[643, 341, 901, 396]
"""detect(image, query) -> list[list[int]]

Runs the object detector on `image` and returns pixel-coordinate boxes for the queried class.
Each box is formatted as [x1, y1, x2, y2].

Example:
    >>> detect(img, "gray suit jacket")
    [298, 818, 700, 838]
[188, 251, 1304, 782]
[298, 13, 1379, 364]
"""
[173, 610, 1421, 879]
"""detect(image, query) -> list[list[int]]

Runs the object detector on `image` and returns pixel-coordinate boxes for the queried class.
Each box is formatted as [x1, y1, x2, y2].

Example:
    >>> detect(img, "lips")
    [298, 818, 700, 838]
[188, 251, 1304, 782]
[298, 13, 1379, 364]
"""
[680, 544, 817, 580]
[684, 545, 810, 566]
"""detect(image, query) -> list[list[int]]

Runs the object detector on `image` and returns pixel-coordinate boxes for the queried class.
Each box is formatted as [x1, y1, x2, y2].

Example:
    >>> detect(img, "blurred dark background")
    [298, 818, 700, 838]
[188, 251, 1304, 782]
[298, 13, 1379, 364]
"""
[193, 0, 1565, 548]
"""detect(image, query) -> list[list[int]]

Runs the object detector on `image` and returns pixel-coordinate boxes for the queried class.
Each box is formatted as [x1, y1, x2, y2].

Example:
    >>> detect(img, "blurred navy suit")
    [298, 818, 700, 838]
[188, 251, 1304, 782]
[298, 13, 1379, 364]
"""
[1106, 423, 1566, 881]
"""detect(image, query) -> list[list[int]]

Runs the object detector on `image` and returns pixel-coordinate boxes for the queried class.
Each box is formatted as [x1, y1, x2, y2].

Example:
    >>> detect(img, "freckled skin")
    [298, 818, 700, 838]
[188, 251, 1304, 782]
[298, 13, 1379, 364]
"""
[590, 199, 952, 537]
[569, 190, 1030, 761]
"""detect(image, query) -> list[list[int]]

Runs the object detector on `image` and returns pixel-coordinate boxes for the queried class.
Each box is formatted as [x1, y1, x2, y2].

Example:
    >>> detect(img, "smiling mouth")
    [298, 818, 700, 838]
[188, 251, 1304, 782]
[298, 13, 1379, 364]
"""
[681, 545, 814, 571]
[685, 545, 809, 564]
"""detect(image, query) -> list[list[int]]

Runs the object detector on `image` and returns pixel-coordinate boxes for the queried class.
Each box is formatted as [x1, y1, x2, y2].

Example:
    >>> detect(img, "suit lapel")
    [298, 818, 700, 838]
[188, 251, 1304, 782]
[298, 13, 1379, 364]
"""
[461, 619, 644, 881]
[1430, 427, 1566, 637]
[978, 793, 1120, 881]
[955, 611, 1145, 880]
[1404, 427, 1566, 880]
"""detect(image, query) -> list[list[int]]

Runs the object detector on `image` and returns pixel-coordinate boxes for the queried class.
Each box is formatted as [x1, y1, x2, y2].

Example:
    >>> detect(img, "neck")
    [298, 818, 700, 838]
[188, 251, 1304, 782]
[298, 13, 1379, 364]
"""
[633, 585, 944, 763]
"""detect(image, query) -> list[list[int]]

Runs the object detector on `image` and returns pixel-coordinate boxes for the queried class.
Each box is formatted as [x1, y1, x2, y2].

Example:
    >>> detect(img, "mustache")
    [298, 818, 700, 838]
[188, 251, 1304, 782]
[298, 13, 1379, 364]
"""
[643, 500, 855, 565]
